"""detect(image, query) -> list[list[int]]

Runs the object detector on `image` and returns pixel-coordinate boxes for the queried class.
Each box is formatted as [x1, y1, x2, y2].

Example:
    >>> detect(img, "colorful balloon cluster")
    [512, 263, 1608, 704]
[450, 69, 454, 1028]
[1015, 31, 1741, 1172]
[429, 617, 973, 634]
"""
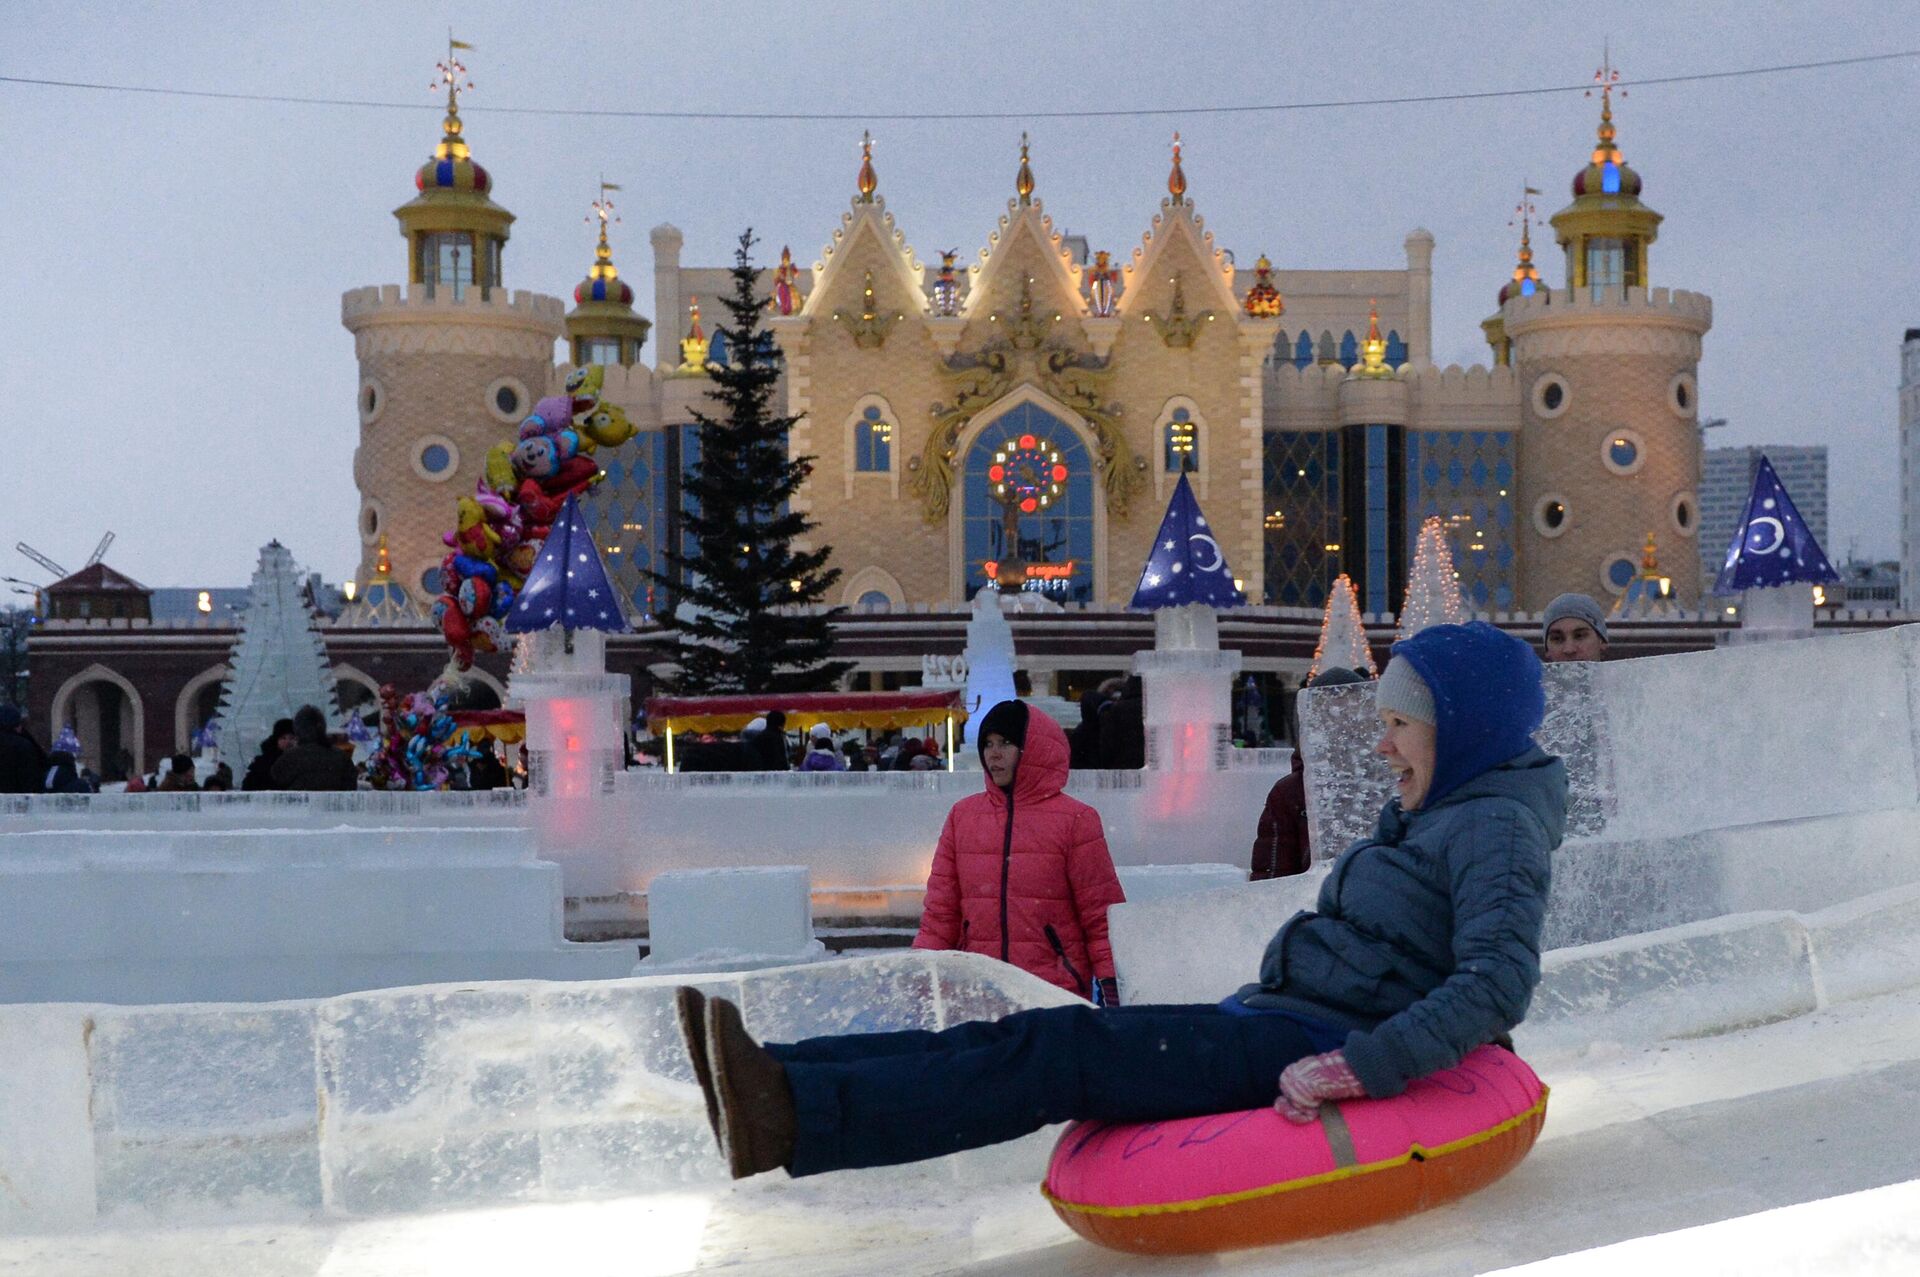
[434, 365, 637, 667]
[364, 683, 476, 791]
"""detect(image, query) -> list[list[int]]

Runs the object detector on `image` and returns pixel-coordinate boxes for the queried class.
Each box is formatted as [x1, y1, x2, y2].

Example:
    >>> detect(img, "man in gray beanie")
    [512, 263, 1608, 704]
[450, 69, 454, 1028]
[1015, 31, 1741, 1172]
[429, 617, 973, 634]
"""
[1541, 592, 1609, 664]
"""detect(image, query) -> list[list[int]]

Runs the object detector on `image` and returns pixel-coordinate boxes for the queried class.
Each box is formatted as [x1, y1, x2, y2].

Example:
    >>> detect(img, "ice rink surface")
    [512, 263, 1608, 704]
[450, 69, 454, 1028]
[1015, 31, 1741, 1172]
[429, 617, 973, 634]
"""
[4, 988, 1914, 1277]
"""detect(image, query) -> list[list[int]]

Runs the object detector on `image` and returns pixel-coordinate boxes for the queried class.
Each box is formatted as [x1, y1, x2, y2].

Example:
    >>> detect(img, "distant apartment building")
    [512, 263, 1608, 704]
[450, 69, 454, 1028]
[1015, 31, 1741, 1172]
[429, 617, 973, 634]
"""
[1700, 445, 1828, 588]
[1902, 329, 1920, 609]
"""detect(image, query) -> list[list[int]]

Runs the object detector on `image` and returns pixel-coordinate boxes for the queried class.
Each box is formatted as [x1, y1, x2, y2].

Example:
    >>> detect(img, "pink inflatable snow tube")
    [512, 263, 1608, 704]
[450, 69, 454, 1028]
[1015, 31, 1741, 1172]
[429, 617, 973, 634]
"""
[1043, 1044, 1548, 1254]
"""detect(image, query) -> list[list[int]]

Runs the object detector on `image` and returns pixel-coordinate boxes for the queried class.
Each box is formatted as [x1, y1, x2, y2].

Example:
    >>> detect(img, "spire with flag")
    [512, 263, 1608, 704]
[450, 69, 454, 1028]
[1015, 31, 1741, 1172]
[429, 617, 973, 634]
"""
[1129, 474, 1246, 609]
[1714, 454, 1838, 593]
[505, 495, 628, 636]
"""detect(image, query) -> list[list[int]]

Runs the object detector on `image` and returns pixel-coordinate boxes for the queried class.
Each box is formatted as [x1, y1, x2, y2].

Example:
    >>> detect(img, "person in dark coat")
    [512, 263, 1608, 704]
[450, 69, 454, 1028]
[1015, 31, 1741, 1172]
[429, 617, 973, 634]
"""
[270, 705, 358, 791]
[156, 753, 199, 792]
[241, 718, 296, 792]
[1251, 667, 1370, 880]
[1095, 675, 1145, 769]
[468, 745, 508, 790]
[0, 705, 48, 794]
[746, 711, 791, 772]
[842, 738, 869, 772]
[675, 622, 1565, 1181]
[42, 749, 92, 794]
[1068, 677, 1123, 770]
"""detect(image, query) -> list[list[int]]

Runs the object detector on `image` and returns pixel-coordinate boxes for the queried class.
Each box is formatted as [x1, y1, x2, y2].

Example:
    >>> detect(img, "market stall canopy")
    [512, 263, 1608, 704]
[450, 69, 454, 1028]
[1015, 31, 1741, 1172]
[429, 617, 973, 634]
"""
[644, 690, 969, 736]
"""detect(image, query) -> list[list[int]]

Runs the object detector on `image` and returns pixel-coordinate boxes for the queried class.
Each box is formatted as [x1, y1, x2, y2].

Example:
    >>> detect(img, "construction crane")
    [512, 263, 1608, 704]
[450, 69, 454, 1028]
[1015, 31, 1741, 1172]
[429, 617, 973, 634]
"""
[85, 532, 115, 567]
[14, 543, 67, 581]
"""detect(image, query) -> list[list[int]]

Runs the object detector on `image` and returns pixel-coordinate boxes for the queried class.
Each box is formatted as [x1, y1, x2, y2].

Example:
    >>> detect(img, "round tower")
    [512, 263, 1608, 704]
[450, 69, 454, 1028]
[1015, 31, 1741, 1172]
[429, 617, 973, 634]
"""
[341, 50, 562, 602]
[565, 183, 651, 367]
[1506, 73, 1710, 611]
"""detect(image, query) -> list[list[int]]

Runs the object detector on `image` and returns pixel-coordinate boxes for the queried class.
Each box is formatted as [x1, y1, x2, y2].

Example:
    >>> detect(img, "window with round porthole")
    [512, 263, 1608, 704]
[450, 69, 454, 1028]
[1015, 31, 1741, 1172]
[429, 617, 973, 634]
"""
[485, 377, 530, 424]
[411, 435, 460, 482]
[1533, 493, 1570, 538]
[359, 500, 384, 544]
[358, 378, 384, 424]
[1671, 491, 1698, 538]
[1669, 371, 1698, 419]
[1601, 428, 1647, 476]
[1601, 553, 1638, 595]
[1531, 373, 1570, 419]
[421, 566, 445, 597]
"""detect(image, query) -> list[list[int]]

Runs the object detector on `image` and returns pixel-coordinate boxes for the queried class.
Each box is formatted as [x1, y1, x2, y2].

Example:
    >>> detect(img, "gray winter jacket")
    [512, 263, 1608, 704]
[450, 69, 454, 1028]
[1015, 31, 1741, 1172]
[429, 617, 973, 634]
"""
[1235, 746, 1565, 1098]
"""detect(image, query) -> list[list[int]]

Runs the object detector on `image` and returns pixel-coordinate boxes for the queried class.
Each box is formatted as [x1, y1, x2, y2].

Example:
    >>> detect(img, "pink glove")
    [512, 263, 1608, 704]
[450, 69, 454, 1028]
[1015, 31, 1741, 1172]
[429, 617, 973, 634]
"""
[1275, 1049, 1366, 1124]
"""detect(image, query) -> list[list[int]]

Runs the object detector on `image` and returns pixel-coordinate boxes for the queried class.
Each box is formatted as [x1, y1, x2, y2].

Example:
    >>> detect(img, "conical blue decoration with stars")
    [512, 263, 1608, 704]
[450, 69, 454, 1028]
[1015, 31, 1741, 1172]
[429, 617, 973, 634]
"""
[505, 495, 629, 633]
[1713, 455, 1838, 594]
[1128, 474, 1247, 610]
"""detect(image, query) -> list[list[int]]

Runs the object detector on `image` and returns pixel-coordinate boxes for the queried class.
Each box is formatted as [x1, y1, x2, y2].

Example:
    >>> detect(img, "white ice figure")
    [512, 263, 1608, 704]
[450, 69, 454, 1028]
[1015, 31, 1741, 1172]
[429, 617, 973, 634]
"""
[212, 541, 340, 763]
[960, 589, 1018, 745]
[1135, 603, 1241, 770]
[636, 866, 827, 972]
[508, 628, 631, 898]
[1726, 581, 1816, 645]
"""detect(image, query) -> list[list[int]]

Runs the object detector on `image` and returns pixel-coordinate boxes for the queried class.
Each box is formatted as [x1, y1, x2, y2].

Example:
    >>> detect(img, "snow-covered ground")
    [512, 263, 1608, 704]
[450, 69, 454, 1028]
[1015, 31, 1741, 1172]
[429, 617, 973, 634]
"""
[4, 987, 1914, 1276]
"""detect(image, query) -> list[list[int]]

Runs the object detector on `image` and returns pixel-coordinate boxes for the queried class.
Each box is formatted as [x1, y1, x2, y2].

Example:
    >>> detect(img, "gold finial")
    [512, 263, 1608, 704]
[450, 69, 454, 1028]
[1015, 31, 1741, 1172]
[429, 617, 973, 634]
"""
[1587, 44, 1626, 164]
[856, 130, 878, 202]
[588, 177, 623, 275]
[1015, 131, 1034, 205]
[431, 36, 476, 158]
[1504, 183, 1544, 297]
[374, 535, 394, 579]
[1354, 300, 1392, 378]
[1168, 131, 1187, 203]
[679, 297, 711, 372]
[1641, 530, 1659, 571]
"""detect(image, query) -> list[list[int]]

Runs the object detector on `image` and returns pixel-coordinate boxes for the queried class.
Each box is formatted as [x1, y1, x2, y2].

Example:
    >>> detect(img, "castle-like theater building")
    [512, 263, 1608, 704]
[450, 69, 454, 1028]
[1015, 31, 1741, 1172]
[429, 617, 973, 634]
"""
[347, 77, 1709, 623]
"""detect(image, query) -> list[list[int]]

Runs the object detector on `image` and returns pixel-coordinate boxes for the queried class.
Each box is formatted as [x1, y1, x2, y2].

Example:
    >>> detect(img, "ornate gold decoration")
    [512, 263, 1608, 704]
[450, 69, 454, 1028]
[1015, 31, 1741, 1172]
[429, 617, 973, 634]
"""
[1167, 131, 1187, 204]
[910, 307, 1145, 523]
[1015, 132, 1034, 205]
[1242, 254, 1283, 317]
[676, 297, 710, 373]
[856, 130, 877, 202]
[1146, 273, 1213, 348]
[832, 270, 899, 348]
[1351, 300, 1393, 379]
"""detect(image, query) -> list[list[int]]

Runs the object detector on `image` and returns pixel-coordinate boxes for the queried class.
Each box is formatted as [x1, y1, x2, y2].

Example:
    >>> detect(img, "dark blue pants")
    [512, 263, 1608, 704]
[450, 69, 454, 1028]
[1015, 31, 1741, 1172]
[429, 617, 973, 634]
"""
[768, 1003, 1326, 1177]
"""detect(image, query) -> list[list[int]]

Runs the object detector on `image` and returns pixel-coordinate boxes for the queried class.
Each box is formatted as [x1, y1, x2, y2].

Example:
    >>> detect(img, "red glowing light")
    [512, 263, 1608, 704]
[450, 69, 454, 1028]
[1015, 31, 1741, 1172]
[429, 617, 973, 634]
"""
[988, 464, 1005, 482]
[1020, 497, 1038, 513]
[1050, 463, 1068, 482]
[1018, 433, 1037, 449]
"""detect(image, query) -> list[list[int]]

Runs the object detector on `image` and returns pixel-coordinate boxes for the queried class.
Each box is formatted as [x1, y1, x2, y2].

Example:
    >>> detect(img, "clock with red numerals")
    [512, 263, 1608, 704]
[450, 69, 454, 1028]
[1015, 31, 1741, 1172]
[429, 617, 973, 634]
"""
[988, 433, 1068, 514]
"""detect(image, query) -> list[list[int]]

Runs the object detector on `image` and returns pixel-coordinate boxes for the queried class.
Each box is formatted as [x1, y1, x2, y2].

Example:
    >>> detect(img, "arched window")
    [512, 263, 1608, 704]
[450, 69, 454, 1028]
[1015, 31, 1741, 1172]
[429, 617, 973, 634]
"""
[1316, 330, 1337, 365]
[1269, 330, 1290, 368]
[855, 404, 891, 472]
[1339, 330, 1359, 369]
[963, 404, 1095, 603]
[1162, 407, 1199, 475]
[707, 329, 731, 366]
[1385, 330, 1407, 366]
[1293, 331, 1315, 368]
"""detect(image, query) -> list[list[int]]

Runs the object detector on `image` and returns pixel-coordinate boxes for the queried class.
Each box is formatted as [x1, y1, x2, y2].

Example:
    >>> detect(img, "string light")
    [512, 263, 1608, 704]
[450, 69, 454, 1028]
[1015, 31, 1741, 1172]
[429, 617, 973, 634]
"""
[1310, 574, 1378, 679]
[1396, 516, 1469, 640]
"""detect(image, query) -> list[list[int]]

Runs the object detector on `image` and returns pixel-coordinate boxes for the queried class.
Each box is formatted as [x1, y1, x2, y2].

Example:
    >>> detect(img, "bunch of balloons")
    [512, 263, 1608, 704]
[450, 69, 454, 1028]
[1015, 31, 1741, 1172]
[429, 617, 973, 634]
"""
[363, 683, 475, 791]
[434, 364, 638, 667]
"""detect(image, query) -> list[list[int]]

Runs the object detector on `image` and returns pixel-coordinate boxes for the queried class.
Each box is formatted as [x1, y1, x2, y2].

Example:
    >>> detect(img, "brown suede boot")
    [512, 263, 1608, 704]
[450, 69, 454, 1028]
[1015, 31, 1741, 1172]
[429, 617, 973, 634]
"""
[704, 996, 796, 1179]
[673, 986, 720, 1144]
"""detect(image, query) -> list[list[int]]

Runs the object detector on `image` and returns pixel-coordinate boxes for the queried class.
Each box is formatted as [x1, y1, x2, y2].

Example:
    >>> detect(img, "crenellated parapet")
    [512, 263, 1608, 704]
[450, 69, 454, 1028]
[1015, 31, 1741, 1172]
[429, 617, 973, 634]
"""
[342, 283, 564, 360]
[1503, 286, 1712, 360]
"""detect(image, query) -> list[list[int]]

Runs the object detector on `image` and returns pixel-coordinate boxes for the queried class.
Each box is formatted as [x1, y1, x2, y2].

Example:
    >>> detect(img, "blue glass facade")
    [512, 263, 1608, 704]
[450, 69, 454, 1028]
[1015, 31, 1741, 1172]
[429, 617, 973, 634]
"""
[579, 427, 678, 622]
[962, 404, 1096, 603]
[1402, 430, 1517, 609]
[1262, 425, 1515, 613]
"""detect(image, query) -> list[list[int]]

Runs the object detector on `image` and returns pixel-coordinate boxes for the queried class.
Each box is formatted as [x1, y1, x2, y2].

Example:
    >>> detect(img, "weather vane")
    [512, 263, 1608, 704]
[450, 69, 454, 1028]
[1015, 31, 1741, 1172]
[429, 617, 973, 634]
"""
[1510, 181, 1541, 234]
[590, 175, 622, 227]
[434, 32, 475, 106]
[1587, 41, 1625, 104]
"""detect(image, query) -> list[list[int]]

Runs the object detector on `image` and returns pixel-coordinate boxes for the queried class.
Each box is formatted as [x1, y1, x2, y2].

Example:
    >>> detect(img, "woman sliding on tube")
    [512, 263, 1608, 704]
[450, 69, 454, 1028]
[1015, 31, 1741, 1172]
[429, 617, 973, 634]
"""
[676, 621, 1567, 1180]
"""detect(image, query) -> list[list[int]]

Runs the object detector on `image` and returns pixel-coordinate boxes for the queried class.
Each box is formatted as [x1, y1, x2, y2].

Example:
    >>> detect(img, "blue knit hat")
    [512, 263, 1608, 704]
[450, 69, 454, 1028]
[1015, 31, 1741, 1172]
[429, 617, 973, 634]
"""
[1385, 621, 1545, 807]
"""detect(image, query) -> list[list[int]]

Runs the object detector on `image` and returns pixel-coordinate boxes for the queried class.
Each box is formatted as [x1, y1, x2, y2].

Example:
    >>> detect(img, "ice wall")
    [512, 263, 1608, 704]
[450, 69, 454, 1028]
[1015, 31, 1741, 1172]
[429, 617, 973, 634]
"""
[0, 952, 1076, 1235]
[1300, 624, 1920, 946]
[0, 828, 633, 1004]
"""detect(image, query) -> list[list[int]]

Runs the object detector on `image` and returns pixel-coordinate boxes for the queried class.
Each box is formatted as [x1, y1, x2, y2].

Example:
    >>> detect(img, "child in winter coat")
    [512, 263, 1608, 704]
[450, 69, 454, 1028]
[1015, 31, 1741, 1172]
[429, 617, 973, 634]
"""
[912, 700, 1125, 1003]
[676, 622, 1567, 1182]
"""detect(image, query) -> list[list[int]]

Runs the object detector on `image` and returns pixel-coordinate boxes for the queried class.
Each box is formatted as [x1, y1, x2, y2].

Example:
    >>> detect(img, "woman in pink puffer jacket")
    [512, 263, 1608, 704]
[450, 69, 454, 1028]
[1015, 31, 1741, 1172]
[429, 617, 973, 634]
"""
[912, 700, 1126, 1000]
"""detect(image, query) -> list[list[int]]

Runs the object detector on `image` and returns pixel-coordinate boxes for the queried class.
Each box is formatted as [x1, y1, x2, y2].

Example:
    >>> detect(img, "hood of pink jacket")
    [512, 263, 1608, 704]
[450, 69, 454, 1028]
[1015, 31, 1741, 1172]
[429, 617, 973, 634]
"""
[982, 705, 1069, 808]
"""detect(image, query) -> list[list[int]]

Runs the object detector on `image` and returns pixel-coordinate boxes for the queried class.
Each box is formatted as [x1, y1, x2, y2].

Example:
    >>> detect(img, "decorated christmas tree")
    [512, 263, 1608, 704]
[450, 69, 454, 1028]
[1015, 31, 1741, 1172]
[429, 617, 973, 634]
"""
[646, 231, 851, 693]
[1395, 517, 1469, 641]
[214, 541, 340, 761]
[1310, 573, 1378, 678]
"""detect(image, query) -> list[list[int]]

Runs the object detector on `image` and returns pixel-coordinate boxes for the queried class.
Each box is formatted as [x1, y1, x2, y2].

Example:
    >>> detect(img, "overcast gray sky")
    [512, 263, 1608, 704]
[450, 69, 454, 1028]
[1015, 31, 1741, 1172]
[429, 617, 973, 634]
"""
[3, 1, 1913, 591]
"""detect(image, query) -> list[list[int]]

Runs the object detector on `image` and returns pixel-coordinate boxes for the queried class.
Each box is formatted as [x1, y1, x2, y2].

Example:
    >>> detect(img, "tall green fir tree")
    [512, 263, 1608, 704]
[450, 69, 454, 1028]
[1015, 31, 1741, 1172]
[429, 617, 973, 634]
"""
[649, 231, 851, 693]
